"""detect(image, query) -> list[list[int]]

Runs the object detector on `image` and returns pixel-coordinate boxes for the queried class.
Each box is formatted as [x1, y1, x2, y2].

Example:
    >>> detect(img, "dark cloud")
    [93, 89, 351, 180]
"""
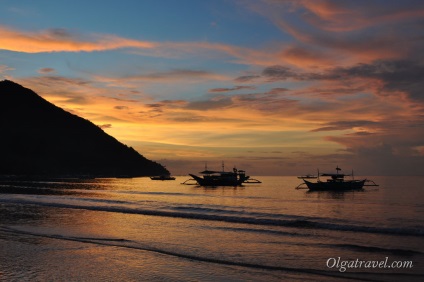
[185, 97, 233, 111]
[261, 65, 338, 81]
[47, 28, 74, 39]
[146, 103, 163, 108]
[33, 75, 91, 86]
[134, 69, 217, 81]
[261, 60, 424, 102]
[143, 100, 187, 111]
[109, 97, 139, 103]
[114, 106, 129, 110]
[232, 93, 299, 112]
[209, 85, 255, 93]
[332, 60, 424, 101]
[345, 131, 374, 136]
[266, 88, 290, 95]
[311, 120, 379, 132]
[234, 75, 261, 82]
[262, 65, 298, 81]
[179, 90, 299, 114]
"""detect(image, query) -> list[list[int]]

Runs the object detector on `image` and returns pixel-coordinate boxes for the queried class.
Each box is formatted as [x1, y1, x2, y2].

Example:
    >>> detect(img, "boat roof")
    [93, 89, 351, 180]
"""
[199, 170, 234, 174]
[321, 173, 349, 177]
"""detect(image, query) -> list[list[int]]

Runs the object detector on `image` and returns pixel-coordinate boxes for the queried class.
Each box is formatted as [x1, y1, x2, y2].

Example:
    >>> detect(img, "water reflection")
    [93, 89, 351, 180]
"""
[0, 204, 47, 225]
[304, 189, 365, 200]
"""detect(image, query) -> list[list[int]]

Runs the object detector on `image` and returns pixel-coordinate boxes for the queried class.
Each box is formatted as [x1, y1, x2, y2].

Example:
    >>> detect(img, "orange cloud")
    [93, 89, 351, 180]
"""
[245, 0, 424, 66]
[0, 25, 155, 53]
[299, 0, 424, 32]
[0, 24, 290, 72]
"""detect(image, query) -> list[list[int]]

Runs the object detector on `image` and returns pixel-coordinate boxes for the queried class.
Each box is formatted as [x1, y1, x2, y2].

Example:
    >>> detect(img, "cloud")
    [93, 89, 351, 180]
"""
[245, 0, 424, 67]
[0, 25, 155, 53]
[185, 96, 233, 111]
[208, 85, 255, 93]
[278, 45, 335, 67]
[332, 60, 424, 102]
[262, 65, 299, 81]
[38, 67, 56, 74]
[254, 59, 424, 106]
[297, 0, 424, 32]
[108, 97, 140, 103]
[0, 25, 283, 67]
[18, 75, 93, 105]
[266, 88, 290, 95]
[137, 69, 225, 81]
[95, 69, 229, 85]
[98, 124, 112, 129]
[311, 120, 380, 132]
[0, 65, 14, 74]
[234, 75, 261, 82]
[145, 103, 163, 108]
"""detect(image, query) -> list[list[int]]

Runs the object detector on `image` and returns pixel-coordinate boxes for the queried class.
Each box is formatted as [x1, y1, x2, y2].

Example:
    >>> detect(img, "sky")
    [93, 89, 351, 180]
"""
[1, 0, 424, 176]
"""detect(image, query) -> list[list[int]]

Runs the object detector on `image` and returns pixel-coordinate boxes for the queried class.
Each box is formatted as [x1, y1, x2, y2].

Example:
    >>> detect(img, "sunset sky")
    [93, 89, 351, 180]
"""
[1, 0, 424, 176]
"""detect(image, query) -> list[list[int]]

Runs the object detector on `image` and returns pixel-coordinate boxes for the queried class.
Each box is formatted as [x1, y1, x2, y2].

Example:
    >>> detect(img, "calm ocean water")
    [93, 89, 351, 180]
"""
[0, 176, 423, 281]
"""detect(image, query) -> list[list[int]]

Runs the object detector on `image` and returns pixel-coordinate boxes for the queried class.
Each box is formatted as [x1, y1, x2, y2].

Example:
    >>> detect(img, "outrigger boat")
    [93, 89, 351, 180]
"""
[297, 174, 317, 179]
[150, 175, 176, 181]
[183, 163, 261, 186]
[296, 166, 378, 191]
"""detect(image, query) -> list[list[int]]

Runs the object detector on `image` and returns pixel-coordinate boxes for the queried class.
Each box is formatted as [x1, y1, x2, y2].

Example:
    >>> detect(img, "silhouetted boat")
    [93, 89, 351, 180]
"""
[184, 163, 261, 186]
[150, 175, 176, 181]
[297, 166, 378, 191]
[297, 174, 317, 179]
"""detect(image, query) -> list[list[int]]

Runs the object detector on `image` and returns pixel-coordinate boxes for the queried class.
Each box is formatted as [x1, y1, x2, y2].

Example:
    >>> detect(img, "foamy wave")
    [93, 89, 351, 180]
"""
[0, 195, 423, 237]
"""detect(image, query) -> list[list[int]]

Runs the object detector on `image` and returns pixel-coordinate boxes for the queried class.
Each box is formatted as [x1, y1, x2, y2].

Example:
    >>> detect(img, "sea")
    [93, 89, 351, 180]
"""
[0, 176, 423, 281]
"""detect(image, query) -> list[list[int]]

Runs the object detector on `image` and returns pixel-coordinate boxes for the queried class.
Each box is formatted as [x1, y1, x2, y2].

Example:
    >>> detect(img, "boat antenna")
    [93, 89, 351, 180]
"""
[222, 161, 224, 172]
[205, 162, 208, 171]
[352, 169, 354, 180]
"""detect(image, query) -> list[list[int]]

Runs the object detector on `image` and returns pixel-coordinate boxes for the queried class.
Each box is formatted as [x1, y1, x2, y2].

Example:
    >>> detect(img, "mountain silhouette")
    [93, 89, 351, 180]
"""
[0, 80, 169, 177]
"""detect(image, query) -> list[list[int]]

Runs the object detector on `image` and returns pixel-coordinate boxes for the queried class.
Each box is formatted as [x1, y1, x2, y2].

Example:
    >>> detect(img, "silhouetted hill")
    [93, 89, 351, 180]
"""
[0, 80, 169, 177]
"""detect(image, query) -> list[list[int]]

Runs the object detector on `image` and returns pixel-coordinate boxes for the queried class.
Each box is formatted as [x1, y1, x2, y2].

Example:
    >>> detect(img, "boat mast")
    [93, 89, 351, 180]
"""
[336, 166, 341, 177]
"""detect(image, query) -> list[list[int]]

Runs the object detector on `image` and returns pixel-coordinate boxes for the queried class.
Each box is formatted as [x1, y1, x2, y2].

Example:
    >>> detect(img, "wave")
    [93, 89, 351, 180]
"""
[0, 225, 283, 271]
[172, 205, 282, 219]
[1, 182, 271, 200]
[204, 226, 423, 256]
[113, 190, 270, 200]
[330, 243, 423, 256]
[283, 219, 424, 237]
[0, 196, 423, 237]
[3, 226, 421, 281]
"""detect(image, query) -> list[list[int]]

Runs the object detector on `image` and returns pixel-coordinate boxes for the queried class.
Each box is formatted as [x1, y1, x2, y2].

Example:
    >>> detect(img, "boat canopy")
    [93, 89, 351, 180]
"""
[320, 173, 349, 177]
[199, 170, 234, 175]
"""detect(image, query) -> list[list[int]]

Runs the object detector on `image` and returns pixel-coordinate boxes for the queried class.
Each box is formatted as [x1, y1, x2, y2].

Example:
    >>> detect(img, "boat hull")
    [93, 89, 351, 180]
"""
[303, 179, 366, 191]
[189, 174, 248, 186]
[150, 176, 175, 180]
